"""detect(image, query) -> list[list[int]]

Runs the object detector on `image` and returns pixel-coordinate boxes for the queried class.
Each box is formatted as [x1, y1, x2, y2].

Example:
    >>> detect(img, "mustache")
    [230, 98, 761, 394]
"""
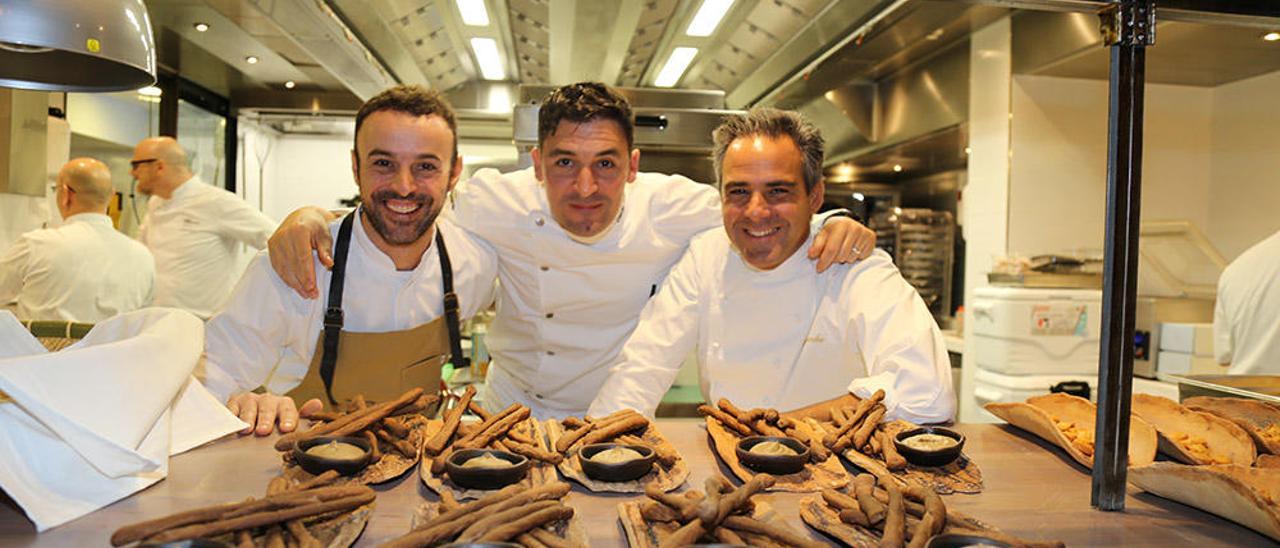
[370, 190, 430, 206]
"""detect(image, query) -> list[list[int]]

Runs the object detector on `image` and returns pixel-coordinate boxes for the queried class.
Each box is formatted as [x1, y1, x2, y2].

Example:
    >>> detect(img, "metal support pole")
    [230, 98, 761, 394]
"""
[1092, 0, 1154, 511]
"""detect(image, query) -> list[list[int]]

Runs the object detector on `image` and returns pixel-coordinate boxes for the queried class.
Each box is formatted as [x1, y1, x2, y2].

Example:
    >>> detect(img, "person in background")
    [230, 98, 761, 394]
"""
[131, 137, 276, 319]
[1215, 228, 1280, 375]
[201, 85, 497, 435]
[266, 82, 877, 419]
[588, 108, 955, 423]
[0, 158, 154, 322]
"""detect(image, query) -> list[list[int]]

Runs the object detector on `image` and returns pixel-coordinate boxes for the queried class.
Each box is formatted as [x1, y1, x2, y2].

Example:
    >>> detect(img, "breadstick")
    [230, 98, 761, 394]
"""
[878, 482, 906, 548]
[273, 388, 423, 451]
[824, 390, 884, 448]
[854, 474, 887, 524]
[878, 429, 907, 471]
[658, 519, 705, 548]
[722, 516, 824, 548]
[851, 406, 887, 451]
[577, 414, 648, 447]
[645, 483, 701, 521]
[145, 491, 375, 543]
[698, 405, 753, 436]
[374, 428, 417, 458]
[467, 400, 492, 420]
[555, 421, 596, 453]
[475, 504, 573, 542]
[264, 527, 285, 548]
[507, 425, 535, 445]
[498, 438, 563, 464]
[289, 470, 340, 492]
[380, 417, 410, 438]
[235, 530, 254, 548]
[906, 485, 945, 548]
[640, 500, 681, 522]
[783, 424, 830, 463]
[562, 416, 588, 429]
[458, 404, 529, 448]
[398, 483, 571, 546]
[284, 520, 321, 548]
[714, 475, 774, 525]
[456, 500, 559, 541]
[698, 477, 726, 523]
[363, 430, 382, 463]
[753, 419, 786, 438]
[424, 385, 475, 455]
[713, 527, 747, 545]
[439, 490, 461, 512]
[527, 527, 574, 548]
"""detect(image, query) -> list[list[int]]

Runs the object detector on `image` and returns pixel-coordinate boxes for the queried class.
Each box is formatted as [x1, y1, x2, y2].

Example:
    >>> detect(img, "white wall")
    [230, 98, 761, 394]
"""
[262, 133, 357, 221]
[1208, 69, 1280, 261]
[1007, 75, 1214, 257]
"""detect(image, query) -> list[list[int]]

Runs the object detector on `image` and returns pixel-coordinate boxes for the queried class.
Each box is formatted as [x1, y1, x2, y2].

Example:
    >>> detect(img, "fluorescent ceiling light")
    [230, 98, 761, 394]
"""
[654, 47, 698, 88]
[457, 0, 490, 26]
[1264, 31, 1280, 42]
[686, 0, 733, 37]
[470, 38, 505, 80]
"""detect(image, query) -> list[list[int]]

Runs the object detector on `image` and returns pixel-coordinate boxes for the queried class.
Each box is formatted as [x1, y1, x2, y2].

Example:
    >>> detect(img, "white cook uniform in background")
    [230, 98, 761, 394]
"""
[0, 213, 154, 322]
[448, 167, 721, 418]
[1215, 228, 1280, 375]
[138, 176, 276, 319]
[200, 213, 497, 403]
[588, 230, 955, 424]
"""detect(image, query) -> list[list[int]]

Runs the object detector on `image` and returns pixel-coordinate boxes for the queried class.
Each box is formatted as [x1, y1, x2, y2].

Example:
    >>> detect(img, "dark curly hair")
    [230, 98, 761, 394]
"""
[537, 82, 634, 148]
[354, 85, 458, 163]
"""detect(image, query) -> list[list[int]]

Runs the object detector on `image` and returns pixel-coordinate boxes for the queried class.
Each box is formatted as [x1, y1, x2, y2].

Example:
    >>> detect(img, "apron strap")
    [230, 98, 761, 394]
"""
[319, 213, 356, 406]
[436, 229, 470, 369]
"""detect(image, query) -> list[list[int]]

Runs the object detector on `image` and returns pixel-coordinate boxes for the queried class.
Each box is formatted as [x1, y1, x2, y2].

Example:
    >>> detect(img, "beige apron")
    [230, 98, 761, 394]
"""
[286, 213, 468, 406]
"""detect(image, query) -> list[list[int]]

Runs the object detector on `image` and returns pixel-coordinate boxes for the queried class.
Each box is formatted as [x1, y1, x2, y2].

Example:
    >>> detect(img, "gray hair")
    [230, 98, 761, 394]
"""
[712, 107, 825, 192]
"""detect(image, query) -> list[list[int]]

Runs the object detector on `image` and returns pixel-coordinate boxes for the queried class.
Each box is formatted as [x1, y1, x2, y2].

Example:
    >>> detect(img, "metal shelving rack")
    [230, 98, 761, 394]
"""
[870, 208, 954, 322]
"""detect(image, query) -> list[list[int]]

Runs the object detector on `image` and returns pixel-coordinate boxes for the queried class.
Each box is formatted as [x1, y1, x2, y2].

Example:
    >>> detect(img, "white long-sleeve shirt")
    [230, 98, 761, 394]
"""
[448, 167, 722, 418]
[588, 230, 956, 424]
[200, 214, 498, 402]
[0, 213, 154, 322]
[1216, 229, 1280, 375]
[138, 176, 276, 319]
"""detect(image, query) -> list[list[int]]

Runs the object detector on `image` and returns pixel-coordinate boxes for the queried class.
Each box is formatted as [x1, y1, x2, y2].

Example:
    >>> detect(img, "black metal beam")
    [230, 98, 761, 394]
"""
[1092, 0, 1153, 512]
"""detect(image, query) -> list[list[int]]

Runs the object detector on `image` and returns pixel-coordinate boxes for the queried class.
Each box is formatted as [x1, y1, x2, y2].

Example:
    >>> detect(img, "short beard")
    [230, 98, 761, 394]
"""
[362, 189, 437, 245]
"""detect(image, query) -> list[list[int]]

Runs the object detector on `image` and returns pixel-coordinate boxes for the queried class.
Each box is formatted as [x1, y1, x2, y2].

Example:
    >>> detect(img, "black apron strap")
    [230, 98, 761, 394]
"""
[436, 229, 469, 369]
[319, 213, 355, 406]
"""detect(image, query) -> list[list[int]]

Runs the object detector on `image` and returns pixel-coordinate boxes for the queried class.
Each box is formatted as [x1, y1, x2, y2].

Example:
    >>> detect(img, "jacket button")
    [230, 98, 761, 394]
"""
[546, 350, 555, 356]
[540, 266, 549, 271]
[545, 313, 554, 318]
[535, 218, 545, 226]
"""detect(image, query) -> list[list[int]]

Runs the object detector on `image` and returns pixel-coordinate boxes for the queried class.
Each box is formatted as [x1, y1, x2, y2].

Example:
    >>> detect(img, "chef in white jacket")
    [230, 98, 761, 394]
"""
[132, 137, 276, 319]
[1215, 228, 1280, 375]
[267, 82, 877, 419]
[0, 158, 154, 322]
[588, 108, 955, 423]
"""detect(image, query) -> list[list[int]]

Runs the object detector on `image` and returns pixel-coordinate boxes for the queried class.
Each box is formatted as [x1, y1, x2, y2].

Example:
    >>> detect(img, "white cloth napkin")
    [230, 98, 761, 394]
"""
[0, 308, 247, 531]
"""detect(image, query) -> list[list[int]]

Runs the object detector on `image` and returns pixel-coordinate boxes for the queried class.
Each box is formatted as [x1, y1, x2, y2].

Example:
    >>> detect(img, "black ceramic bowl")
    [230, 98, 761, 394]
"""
[735, 436, 809, 475]
[578, 443, 657, 482]
[893, 427, 965, 467]
[292, 435, 372, 476]
[446, 449, 530, 490]
[925, 533, 1011, 548]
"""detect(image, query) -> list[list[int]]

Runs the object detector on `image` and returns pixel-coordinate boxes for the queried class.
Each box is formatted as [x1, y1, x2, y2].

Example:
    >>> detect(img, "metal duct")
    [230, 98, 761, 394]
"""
[0, 0, 156, 92]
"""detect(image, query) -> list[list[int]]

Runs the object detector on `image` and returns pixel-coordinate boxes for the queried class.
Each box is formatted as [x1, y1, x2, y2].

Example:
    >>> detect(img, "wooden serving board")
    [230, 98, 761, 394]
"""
[282, 415, 433, 486]
[617, 499, 805, 548]
[705, 417, 849, 492]
[545, 419, 689, 493]
[420, 417, 559, 500]
[817, 420, 984, 495]
[410, 499, 587, 547]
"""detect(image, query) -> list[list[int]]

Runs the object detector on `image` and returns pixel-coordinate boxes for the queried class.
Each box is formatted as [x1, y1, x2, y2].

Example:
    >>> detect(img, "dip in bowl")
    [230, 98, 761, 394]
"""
[894, 426, 965, 467]
[292, 436, 373, 476]
[578, 443, 657, 482]
[735, 436, 810, 475]
[445, 449, 529, 490]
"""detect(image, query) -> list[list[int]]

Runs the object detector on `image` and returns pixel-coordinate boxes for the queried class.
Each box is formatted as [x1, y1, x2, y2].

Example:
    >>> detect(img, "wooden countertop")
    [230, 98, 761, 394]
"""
[0, 421, 1270, 546]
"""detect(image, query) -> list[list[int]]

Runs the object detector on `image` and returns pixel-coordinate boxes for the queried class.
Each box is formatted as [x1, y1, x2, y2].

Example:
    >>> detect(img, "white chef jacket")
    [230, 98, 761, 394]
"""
[200, 213, 498, 402]
[588, 230, 956, 424]
[0, 213, 154, 322]
[138, 176, 276, 319]
[448, 167, 722, 418]
[1216, 229, 1280, 375]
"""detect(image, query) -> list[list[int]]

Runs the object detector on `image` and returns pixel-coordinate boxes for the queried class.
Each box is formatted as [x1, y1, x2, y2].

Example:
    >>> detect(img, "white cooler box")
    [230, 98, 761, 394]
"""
[971, 367, 1181, 423]
[970, 286, 1102, 376]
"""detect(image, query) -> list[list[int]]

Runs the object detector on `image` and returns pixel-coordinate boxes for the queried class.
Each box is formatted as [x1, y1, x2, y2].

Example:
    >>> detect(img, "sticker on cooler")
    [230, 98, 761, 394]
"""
[1030, 304, 1088, 336]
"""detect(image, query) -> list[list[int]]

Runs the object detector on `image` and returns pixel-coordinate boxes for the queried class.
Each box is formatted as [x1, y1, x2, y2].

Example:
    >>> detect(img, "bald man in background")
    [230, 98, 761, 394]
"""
[0, 158, 155, 322]
[131, 137, 276, 318]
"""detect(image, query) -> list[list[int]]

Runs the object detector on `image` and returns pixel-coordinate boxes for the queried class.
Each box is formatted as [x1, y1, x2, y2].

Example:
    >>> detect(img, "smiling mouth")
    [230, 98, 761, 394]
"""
[743, 226, 782, 238]
[384, 199, 423, 215]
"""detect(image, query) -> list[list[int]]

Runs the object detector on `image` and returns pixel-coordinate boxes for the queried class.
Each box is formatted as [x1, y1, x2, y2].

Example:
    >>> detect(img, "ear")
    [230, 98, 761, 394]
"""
[531, 147, 544, 181]
[808, 179, 825, 214]
[447, 154, 464, 192]
[626, 148, 640, 183]
[350, 149, 359, 186]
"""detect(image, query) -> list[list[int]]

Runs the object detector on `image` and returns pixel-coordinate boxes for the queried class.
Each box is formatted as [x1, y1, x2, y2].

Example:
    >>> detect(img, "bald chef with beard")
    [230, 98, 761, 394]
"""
[589, 108, 955, 423]
[200, 85, 496, 435]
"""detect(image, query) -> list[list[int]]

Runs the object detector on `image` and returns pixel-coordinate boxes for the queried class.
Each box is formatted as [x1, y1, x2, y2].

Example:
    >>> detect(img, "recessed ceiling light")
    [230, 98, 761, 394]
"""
[1264, 31, 1280, 42]
[456, 0, 490, 26]
[193, 22, 209, 32]
[893, 164, 903, 172]
[245, 55, 259, 64]
[469, 38, 505, 80]
[284, 81, 296, 89]
[686, 0, 734, 37]
[137, 86, 162, 97]
[654, 47, 698, 88]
